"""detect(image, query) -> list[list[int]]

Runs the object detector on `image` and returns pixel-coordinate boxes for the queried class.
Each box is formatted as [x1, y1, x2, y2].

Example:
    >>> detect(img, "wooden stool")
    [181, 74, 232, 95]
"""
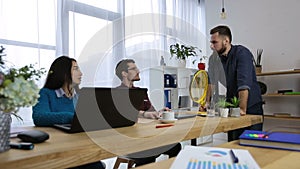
[113, 156, 135, 169]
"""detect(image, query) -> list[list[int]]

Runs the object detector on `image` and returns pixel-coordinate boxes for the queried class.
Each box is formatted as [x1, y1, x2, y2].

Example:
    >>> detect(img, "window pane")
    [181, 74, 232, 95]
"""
[4, 45, 53, 68]
[125, 0, 159, 16]
[166, 0, 173, 16]
[0, 0, 56, 45]
[37, 0, 57, 45]
[3, 45, 55, 86]
[69, 12, 112, 58]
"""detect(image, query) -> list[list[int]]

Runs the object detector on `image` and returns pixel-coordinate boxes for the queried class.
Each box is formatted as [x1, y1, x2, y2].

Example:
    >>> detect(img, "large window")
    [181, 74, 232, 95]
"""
[0, 0, 122, 125]
[0, 0, 205, 126]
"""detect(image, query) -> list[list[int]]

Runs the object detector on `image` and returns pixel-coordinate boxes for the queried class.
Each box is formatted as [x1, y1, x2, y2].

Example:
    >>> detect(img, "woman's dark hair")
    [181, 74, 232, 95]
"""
[44, 56, 76, 91]
[115, 59, 135, 80]
[210, 25, 232, 43]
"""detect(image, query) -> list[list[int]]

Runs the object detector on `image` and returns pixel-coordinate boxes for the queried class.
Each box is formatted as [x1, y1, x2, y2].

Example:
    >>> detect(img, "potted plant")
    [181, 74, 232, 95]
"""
[0, 46, 46, 152]
[229, 96, 240, 117]
[253, 48, 263, 74]
[169, 43, 202, 67]
[216, 97, 231, 117]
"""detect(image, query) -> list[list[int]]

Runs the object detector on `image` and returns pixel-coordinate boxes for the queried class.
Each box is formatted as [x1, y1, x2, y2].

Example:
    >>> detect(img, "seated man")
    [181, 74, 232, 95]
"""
[114, 59, 181, 166]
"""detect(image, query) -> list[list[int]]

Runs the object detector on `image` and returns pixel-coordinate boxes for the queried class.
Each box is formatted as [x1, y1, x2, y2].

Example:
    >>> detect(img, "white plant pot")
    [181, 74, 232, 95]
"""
[177, 59, 186, 68]
[165, 58, 186, 68]
[230, 107, 240, 117]
[219, 108, 229, 118]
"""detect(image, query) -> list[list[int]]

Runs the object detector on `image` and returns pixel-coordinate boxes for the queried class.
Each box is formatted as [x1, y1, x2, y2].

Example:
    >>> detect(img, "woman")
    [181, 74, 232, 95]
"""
[32, 56, 82, 126]
[32, 56, 105, 169]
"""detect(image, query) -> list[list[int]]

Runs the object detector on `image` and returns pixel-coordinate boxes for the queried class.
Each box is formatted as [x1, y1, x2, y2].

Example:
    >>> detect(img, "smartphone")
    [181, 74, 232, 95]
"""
[10, 142, 34, 150]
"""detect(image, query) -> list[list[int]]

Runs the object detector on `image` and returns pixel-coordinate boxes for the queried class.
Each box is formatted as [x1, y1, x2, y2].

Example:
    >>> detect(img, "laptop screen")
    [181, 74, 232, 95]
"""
[71, 87, 147, 133]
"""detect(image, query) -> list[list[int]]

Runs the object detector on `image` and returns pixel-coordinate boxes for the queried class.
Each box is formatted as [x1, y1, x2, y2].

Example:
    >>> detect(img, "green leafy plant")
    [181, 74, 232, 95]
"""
[230, 96, 240, 108]
[169, 43, 205, 64]
[216, 97, 232, 108]
[5, 64, 45, 81]
[198, 55, 208, 64]
[0, 46, 46, 117]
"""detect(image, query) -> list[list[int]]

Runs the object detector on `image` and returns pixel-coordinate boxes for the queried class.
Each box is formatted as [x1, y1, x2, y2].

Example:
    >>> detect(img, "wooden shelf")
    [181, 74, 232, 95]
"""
[258, 69, 300, 122]
[262, 93, 300, 97]
[264, 115, 300, 121]
[256, 69, 300, 76]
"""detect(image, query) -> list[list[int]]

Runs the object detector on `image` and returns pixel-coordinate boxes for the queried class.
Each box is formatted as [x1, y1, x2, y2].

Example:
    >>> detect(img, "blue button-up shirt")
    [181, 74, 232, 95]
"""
[219, 45, 262, 114]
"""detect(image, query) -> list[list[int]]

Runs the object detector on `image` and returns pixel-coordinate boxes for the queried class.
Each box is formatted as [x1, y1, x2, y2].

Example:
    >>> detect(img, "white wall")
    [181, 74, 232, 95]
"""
[205, 0, 300, 117]
[205, 0, 300, 70]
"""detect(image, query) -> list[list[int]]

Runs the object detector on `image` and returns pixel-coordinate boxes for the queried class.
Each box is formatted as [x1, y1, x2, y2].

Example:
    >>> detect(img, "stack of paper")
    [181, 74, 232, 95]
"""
[170, 146, 260, 169]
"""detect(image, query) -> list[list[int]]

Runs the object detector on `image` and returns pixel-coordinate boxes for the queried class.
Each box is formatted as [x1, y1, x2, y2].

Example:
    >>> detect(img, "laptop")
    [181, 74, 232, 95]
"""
[175, 111, 197, 119]
[175, 96, 197, 119]
[53, 87, 147, 133]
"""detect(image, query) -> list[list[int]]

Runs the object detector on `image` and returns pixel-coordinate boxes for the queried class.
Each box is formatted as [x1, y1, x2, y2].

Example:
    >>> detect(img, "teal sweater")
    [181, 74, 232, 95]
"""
[32, 88, 77, 126]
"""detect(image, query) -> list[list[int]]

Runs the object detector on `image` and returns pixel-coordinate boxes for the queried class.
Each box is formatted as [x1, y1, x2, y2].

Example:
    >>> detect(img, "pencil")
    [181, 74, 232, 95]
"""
[155, 124, 174, 128]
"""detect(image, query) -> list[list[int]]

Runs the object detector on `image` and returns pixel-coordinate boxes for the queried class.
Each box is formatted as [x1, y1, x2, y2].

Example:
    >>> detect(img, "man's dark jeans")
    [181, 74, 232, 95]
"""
[227, 102, 264, 142]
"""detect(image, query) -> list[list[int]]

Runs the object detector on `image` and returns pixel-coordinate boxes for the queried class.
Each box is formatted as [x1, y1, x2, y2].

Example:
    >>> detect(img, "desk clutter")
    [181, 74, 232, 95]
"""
[170, 146, 260, 169]
[8, 130, 49, 150]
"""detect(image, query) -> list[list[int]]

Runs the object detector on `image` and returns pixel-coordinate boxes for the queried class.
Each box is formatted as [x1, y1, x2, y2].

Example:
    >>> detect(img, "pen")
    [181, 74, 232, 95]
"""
[155, 124, 174, 128]
[229, 149, 239, 163]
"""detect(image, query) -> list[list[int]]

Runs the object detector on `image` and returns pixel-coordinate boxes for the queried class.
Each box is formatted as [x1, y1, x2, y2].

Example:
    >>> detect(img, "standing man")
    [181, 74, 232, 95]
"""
[114, 59, 181, 166]
[209, 25, 263, 141]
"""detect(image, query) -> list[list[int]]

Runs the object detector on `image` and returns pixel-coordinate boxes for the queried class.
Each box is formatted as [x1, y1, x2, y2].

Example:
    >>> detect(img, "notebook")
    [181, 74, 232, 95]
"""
[239, 130, 300, 151]
[53, 87, 147, 133]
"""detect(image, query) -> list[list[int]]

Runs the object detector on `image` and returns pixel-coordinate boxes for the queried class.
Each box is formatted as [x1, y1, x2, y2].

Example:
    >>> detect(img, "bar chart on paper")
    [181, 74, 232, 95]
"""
[186, 159, 250, 169]
[171, 146, 260, 169]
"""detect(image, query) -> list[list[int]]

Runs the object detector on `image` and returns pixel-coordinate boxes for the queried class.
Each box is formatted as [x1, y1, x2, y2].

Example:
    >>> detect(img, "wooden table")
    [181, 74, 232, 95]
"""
[137, 140, 300, 169]
[0, 115, 262, 169]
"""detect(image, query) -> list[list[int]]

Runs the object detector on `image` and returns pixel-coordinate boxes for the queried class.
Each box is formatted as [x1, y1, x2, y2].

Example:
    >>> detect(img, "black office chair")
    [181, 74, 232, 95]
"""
[69, 161, 106, 169]
[113, 143, 181, 168]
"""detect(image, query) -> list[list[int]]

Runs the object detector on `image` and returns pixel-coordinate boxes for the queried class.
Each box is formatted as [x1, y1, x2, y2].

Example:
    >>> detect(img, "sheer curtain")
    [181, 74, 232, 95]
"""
[0, 0, 57, 126]
[90, 0, 207, 87]
[0, 0, 206, 126]
[118, 0, 207, 110]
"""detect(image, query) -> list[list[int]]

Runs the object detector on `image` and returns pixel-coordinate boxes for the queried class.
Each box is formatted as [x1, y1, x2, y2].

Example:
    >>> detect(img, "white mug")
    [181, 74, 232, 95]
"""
[162, 111, 175, 120]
